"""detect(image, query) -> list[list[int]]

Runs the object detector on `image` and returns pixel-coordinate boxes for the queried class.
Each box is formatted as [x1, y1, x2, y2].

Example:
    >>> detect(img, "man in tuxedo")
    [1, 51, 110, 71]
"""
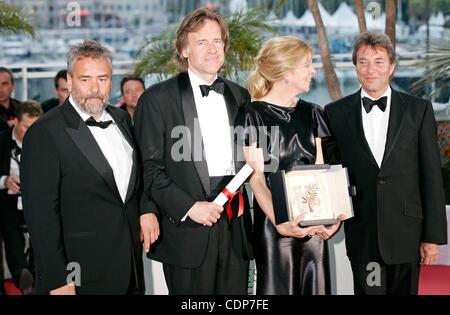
[0, 101, 42, 294]
[324, 31, 447, 294]
[0, 67, 21, 131]
[134, 8, 253, 294]
[21, 40, 159, 295]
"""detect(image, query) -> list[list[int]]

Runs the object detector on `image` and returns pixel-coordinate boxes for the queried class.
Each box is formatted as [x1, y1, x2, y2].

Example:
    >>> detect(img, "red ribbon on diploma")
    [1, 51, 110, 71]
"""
[221, 187, 244, 223]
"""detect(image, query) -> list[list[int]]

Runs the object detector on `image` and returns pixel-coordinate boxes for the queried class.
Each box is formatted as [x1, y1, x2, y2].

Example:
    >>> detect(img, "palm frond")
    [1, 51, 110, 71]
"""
[0, 2, 36, 38]
[410, 44, 450, 98]
[134, 7, 276, 82]
[224, 7, 276, 79]
[134, 27, 177, 79]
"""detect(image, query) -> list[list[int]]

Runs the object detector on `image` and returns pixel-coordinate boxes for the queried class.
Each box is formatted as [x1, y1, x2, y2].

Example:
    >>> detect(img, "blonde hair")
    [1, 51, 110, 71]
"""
[247, 36, 312, 99]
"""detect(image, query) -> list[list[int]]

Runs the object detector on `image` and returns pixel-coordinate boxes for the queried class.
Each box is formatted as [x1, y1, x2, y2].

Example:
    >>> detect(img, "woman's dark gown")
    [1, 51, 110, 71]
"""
[236, 99, 331, 295]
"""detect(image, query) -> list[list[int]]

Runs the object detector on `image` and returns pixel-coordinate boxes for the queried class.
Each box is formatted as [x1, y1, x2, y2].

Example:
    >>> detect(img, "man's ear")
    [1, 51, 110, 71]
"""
[389, 61, 396, 78]
[181, 46, 189, 59]
[67, 74, 73, 93]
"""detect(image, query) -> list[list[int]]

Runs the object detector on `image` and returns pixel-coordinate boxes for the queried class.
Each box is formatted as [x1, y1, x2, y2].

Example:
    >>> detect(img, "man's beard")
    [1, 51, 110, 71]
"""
[73, 91, 108, 117]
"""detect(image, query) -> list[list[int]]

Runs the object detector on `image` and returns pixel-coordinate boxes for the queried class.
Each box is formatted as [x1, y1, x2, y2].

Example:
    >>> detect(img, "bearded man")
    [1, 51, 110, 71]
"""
[20, 40, 159, 295]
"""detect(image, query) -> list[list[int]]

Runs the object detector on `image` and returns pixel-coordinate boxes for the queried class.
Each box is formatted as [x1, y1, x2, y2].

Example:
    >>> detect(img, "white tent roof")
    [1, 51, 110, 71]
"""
[429, 12, 445, 26]
[331, 2, 358, 29]
[297, 10, 315, 27]
[297, 2, 335, 27]
[317, 2, 333, 24]
[280, 10, 299, 26]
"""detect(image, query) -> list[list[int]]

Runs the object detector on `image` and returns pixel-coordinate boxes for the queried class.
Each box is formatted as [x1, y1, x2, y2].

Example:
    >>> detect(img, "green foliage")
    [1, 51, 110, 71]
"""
[411, 43, 450, 98]
[225, 7, 275, 79]
[134, 28, 178, 81]
[0, 2, 36, 38]
[134, 7, 276, 81]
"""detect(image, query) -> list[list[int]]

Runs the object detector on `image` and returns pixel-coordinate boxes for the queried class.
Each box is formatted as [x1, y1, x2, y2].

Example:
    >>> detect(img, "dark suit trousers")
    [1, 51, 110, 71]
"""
[163, 177, 249, 295]
[351, 261, 420, 295]
[0, 237, 4, 295]
[0, 195, 28, 285]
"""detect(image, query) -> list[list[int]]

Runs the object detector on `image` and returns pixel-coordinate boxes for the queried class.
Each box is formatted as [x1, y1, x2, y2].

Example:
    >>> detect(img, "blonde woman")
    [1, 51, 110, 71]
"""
[235, 36, 341, 295]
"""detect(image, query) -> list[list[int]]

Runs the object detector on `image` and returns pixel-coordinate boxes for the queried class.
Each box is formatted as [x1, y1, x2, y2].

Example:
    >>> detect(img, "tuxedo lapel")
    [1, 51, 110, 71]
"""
[222, 80, 238, 127]
[106, 107, 137, 204]
[178, 73, 211, 196]
[222, 79, 243, 173]
[381, 88, 407, 166]
[60, 102, 122, 202]
[344, 90, 379, 168]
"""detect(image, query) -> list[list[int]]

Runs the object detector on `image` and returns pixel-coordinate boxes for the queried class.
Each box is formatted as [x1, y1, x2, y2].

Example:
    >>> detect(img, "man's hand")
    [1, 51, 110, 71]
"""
[420, 242, 440, 265]
[5, 175, 20, 193]
[140, 213, 160, 253]
[187, 201, 223, 227]
[49, 282, 76, 295]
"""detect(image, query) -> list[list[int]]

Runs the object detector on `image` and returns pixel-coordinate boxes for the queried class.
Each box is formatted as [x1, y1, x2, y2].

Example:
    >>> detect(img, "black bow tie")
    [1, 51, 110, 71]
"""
[12, 140, 21, 157]
[362, 96, 387, 113]
[199, 78, 225, 97]
[85, 116, 113, 129]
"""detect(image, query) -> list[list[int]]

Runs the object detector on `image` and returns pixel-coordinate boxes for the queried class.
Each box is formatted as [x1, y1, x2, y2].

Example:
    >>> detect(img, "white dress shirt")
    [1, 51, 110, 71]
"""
[70, 96, 133, 202]
[181, 71, 235, 221]
[0, 128, 21, 194]
[361, 86, 392, 168]
[188, 69, 235, 176]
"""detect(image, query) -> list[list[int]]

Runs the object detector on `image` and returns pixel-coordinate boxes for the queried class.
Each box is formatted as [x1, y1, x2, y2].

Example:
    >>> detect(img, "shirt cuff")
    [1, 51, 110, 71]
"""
[181, 209, 190, 222]
[0, 175, 7, 190]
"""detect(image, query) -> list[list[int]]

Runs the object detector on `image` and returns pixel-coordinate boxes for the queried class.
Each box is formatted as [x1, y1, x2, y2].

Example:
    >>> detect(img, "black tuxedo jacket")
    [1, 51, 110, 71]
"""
[325, 88, 447, 264]
[134, 72, 253, 268]
[0, 128, 29, 279]
[0, 128, 19, 214]
[21, 101, 147, 294]
[0, 128, 13, 182]
[0, 128, 17, 227]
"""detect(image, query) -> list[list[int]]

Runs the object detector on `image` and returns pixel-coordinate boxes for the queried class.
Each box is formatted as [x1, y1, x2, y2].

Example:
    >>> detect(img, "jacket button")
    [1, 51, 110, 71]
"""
[378, 179, 386, 185]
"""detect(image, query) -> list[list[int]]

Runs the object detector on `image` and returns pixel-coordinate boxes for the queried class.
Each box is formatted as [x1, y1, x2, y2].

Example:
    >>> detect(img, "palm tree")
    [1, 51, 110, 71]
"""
[307, 0, 342, 101]
[385, 0, 396, 50]
[134, 6, 275, 82]
[0, 2, 36, 37]
[355, 0, 367, 32]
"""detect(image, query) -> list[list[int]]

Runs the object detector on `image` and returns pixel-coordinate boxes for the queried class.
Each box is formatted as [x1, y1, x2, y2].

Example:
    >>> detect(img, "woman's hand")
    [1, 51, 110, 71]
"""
[275, 215, 323, 239]
[315, 215, 345, 240]
[243, 144, 265, 173]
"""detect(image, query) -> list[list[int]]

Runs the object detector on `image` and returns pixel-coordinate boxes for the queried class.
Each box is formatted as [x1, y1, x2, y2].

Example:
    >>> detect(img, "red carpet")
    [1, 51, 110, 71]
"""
[3, 266, 450, 295]
[3, 279, 22, 295]
[418, 265, 450, 295]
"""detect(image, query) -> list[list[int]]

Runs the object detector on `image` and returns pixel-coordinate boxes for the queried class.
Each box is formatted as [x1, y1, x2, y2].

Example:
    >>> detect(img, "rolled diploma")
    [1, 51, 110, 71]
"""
[213, 164, 254, 206]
